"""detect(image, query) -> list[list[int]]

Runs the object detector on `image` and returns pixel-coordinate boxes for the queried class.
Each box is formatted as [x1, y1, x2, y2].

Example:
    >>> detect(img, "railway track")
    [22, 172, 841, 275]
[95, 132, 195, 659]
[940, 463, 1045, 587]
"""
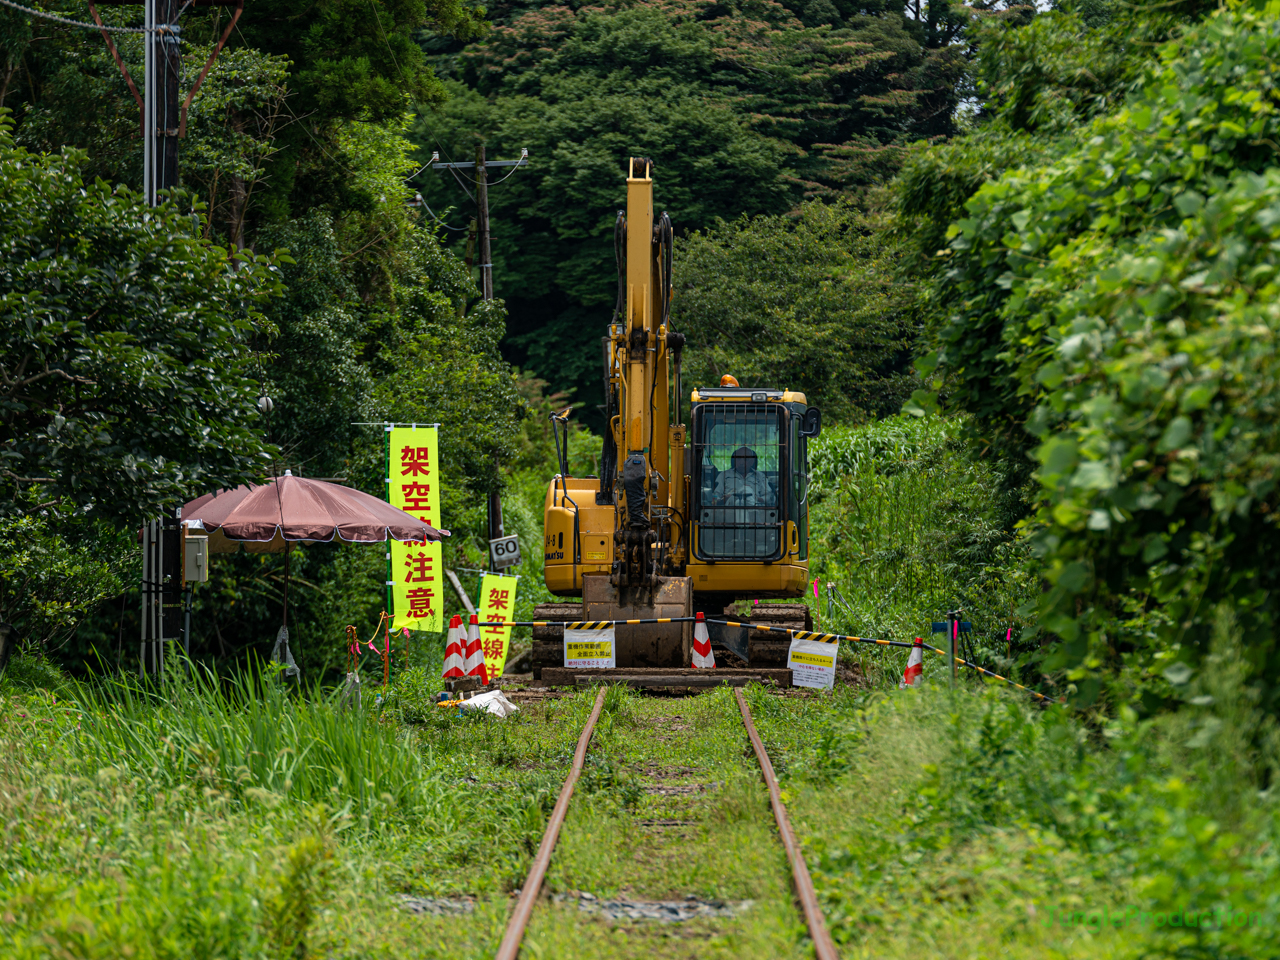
[492, 685, 839, 960]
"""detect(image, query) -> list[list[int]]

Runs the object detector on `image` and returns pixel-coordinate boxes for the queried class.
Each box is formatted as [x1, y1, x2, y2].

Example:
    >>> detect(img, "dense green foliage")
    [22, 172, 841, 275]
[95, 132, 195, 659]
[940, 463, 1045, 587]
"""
[0, 516, 132, 655]
[0, 123, 282, 522]
[674, 201, 915, 418]
[807, 416, 1037, 679]
[906, 3, 1280, 708]
[0, 0, 534, 673]
[417, 0, 971, 415]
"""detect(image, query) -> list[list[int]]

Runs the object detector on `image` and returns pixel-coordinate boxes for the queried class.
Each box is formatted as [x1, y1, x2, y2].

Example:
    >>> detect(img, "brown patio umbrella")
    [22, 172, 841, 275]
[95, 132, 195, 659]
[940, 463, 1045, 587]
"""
[183, 471, 448, 676]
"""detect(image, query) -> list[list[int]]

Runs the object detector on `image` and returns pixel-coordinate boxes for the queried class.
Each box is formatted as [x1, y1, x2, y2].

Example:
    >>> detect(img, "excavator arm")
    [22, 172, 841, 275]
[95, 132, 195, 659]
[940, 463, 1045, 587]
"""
[608, 157, 686, 595]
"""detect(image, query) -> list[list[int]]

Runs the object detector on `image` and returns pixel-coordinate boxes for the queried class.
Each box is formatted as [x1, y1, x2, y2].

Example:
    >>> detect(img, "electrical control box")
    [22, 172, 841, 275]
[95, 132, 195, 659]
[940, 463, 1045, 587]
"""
[184, 529, 209, 582]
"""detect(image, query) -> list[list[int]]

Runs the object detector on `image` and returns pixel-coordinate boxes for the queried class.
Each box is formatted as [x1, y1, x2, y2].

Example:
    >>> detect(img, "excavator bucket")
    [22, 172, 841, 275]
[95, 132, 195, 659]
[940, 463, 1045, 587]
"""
[583, 575, 691, 668]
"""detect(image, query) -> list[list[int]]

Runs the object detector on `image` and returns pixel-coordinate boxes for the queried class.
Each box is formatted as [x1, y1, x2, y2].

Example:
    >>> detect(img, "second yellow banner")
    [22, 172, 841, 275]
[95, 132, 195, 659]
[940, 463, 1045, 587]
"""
[477, 572, 517, 679]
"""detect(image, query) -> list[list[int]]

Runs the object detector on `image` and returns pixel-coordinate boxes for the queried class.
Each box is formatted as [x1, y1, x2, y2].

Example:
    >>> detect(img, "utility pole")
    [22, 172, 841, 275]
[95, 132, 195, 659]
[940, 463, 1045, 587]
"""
[90, 0, 242, 676]
[473, 143, 501, 561]
[94, 0, 242, 206]
[427, 145, 528, 297]
[144, 0, 181, 204]
[428, 146, 529, 570]
[475, 143, 494, 300]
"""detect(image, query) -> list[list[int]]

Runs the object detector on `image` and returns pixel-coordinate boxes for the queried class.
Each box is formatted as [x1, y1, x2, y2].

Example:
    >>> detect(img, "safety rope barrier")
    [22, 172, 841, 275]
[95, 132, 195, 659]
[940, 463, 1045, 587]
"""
[474, 616, 1057, 704]
[710, 619, 1058, 704]
[345, 612, 392, 686]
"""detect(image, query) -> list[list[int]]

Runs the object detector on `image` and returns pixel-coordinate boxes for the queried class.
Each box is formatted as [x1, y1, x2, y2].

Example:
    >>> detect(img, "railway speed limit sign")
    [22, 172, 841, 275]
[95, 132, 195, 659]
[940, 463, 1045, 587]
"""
[489, 535, 521, 569]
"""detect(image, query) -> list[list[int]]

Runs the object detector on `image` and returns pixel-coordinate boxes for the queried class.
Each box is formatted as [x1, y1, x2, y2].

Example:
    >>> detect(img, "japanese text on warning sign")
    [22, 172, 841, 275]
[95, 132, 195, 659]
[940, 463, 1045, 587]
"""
[564, 627, 615, 669]
[787, 636, 836, 690]
[388, 426, 442, 633]
[478, 572, 517, 680]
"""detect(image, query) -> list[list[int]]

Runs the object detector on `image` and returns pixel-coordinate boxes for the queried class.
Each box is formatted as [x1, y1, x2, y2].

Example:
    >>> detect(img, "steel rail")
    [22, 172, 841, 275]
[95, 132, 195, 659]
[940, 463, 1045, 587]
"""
[734, 687, 840, 960]
[494, 684, 839, 959]
[494, 686, 608, 960]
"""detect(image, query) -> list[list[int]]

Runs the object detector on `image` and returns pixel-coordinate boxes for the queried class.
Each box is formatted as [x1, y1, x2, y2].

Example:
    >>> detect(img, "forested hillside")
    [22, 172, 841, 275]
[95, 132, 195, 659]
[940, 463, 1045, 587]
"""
[413, 0, 981, 415]
[1, 0, 519, 672]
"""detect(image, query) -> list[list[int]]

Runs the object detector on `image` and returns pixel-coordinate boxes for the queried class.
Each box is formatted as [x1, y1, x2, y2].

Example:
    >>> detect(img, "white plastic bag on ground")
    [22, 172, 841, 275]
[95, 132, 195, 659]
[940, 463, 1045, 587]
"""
[457, 689, 520, 718]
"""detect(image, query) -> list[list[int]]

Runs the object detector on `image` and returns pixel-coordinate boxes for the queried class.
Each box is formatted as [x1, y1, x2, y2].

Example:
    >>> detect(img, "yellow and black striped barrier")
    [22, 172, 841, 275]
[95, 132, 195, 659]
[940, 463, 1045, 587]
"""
[475, 617, 698, 628]
[711, 619, 916, 648]
[708, 619, 1058, 704]
[925, 650, 1058, 704]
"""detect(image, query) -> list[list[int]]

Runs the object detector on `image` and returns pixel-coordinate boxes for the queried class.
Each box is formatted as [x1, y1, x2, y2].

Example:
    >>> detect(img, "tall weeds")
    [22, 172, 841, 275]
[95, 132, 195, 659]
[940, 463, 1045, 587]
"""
[70, 662, 448, 822]
[808, 416, 1037, 674]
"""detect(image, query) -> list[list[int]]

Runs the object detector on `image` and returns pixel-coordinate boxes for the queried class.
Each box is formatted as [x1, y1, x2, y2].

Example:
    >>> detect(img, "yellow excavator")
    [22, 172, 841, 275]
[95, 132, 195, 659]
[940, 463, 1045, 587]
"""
[532, 158, 822, 677]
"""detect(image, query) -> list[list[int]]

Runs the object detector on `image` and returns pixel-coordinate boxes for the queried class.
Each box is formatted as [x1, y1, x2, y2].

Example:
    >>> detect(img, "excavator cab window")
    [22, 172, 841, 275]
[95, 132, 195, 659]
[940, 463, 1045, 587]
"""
[691, 403, 785, 560]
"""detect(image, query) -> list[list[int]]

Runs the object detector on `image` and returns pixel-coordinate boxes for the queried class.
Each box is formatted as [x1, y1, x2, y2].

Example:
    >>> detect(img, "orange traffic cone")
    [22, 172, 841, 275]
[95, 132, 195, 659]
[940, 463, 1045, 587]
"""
[900, 638, 924, 688]
[692, 612, 716, 669]
[442, 615, 465, 678]
[463, 614, 489, 683]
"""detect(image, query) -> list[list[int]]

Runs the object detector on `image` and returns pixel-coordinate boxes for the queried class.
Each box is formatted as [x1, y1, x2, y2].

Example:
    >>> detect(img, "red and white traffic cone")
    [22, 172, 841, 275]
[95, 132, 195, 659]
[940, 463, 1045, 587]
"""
[900, 638, 924, 688]
[692, 611, 716, 669]
[442, 615, 465, 679]
[463, 614, 489, 684]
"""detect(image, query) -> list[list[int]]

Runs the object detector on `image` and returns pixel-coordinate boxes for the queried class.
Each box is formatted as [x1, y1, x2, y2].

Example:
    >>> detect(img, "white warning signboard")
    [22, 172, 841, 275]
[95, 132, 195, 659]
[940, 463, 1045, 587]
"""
[564, 627, 616, 669]
[787, 636, 837, 690]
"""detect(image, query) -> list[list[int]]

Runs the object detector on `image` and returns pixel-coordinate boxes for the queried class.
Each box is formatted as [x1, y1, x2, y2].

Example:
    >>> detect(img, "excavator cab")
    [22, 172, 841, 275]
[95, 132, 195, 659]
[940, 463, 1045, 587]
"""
[686, 387, 820, 598]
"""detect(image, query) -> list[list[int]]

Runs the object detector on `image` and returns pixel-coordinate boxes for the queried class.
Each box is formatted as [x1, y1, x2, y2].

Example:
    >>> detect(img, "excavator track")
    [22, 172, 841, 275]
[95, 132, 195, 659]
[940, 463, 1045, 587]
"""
[712, 601, 813, 667]
[530, 602, 581, 680]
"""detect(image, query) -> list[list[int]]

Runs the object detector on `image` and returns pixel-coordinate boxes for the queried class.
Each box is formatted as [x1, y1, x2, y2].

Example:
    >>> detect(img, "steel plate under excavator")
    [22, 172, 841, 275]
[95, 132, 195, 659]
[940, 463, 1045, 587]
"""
[540, 667, 792, 689]
[583, 574, 691, 669]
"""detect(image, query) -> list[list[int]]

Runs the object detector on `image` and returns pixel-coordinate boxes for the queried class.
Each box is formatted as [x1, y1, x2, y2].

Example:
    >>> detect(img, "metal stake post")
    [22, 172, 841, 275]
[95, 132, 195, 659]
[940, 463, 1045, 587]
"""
[947, 608, 961, 686]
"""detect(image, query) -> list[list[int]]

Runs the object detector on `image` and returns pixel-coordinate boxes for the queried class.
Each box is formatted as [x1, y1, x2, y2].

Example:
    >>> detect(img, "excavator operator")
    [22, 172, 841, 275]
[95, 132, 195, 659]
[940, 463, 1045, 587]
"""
[712, 446, 774, 506]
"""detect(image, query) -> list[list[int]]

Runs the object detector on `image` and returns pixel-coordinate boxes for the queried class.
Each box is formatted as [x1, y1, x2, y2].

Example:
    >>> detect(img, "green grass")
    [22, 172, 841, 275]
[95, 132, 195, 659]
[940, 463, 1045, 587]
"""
[0, 657, 586, 958]
[745, 617, 1280, 959]
[6, 635, 1280, 959]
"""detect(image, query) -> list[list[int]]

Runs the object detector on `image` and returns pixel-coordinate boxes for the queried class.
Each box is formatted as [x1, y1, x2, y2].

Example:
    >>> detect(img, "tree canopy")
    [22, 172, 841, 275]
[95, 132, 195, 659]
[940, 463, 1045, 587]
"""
[415, 0, 971, 418]
[903, 1, 1280, 707]
[0, 123, 283, 523]
[673, 201, 916, 419]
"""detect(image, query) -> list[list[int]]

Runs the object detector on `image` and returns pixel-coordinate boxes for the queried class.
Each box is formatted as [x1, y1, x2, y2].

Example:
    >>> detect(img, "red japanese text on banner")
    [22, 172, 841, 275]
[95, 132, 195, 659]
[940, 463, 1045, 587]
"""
[477, 572, 516, 679]
[388, 426, 443, 632]
[388, 426, 441, 528]
[391, 539, 443, 633]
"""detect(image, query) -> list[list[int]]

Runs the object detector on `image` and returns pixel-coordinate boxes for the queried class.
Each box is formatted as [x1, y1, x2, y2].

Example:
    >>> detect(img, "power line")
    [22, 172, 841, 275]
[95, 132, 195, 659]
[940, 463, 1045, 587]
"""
[417, 197, 468, 231]
[0, 0, 154, 32]
[486, 161, 527, 188]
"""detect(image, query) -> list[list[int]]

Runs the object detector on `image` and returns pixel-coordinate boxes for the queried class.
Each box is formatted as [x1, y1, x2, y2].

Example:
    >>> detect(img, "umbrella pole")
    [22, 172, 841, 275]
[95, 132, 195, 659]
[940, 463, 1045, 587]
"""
[282, 545, 291, 627]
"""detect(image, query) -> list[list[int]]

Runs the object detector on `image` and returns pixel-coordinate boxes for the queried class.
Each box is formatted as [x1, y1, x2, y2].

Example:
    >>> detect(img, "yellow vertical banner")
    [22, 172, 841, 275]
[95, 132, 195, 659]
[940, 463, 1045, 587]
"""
[477, 572, 517, 679]
[388, 427, 443, 633]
